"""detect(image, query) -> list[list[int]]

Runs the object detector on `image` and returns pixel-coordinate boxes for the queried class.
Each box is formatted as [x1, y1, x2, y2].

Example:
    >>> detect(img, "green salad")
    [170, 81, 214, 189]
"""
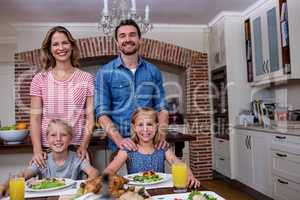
[30, 178, 65, 190]
[187, 190, 217, 200]
[133, 174, 163, 183]
[0, 125, 16, 131]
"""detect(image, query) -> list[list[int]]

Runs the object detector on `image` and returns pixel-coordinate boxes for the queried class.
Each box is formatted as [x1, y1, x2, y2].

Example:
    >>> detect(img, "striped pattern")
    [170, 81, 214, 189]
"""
[30, 69, 94, 147]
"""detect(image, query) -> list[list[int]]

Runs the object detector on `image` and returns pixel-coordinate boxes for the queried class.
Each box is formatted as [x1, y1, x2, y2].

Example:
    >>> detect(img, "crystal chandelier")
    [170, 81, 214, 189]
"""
[99, 0, 153, 35]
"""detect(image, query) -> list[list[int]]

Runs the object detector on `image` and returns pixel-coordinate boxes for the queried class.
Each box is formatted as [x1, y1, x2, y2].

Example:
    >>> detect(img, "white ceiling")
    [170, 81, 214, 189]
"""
[0, 0, 259, 36]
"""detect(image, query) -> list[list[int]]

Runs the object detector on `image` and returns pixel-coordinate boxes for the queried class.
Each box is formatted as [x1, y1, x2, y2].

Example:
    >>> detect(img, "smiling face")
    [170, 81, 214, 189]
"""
[133, 114, 158, 144]
[115, 25, 140, 56]
[47, 123, 72, 153]
[50, 32, 73, 64]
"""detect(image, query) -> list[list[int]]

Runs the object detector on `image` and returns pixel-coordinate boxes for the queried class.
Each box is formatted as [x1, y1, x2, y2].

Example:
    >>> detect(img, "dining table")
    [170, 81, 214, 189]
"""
[22, 174, 207, 200]
[26, 186, 207, 200]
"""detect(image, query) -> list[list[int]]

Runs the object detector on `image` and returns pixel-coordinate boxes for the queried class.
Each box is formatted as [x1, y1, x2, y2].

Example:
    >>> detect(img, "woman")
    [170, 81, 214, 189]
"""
[30, 26, 94, 167]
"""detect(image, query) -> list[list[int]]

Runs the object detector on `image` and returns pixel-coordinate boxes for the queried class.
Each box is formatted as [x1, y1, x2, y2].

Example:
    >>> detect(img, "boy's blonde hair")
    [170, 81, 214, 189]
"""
[131, 107, 160, 145]
[46, 119, 73, 136]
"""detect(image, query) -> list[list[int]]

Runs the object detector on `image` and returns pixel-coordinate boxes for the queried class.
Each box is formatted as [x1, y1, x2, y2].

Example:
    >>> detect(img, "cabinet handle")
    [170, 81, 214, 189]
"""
[265, 59, 270, 74]
[248, 136, 251, 150]
[262, 61, 266, 74]
[245, 136, 248, 149]
[275, 136, 286, 139]
[218, 140, 224, 143]
[278, 179, 288, 185]
[219, 158, 225, 161]
[276, 153, 287, 157]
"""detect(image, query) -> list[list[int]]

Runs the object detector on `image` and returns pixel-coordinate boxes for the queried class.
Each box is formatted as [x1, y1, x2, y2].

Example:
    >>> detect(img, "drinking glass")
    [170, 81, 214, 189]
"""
[9, 173, 25, 200]
[171, 162, 188, 193]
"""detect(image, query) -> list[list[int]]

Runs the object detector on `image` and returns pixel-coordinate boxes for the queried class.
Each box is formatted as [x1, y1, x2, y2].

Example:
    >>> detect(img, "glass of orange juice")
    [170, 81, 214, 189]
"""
[9, 173, 25, 200]
[171, 162, 188, 193]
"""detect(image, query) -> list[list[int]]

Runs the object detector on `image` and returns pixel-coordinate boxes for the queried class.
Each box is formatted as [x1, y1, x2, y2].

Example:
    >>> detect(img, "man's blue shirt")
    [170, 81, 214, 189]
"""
[94, 56, 167, 151]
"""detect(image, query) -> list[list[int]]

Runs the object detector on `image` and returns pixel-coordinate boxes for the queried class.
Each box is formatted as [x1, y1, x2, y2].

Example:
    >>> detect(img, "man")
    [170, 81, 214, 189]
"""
[94, 19, 169, 153]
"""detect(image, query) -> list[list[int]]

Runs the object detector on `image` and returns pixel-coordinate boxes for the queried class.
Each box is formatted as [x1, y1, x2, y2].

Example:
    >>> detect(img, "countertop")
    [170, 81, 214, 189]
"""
[0, 131, 196, 150]
[235, 124, 300, 137]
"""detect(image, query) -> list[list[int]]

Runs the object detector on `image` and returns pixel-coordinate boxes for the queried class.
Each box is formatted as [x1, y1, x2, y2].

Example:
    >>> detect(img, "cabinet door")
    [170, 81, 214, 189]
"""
[235, 133, 253, 186]
[252, 16, 264, 76]
[252, 134, 272, 196]
[266, 7, 280, 73]
[250, 0, 283, 82]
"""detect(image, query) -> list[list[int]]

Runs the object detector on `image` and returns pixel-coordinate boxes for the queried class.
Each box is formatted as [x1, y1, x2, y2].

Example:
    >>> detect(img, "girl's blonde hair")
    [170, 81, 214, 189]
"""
[131, 107, 160, 145]
[40, 26, 80, 71]
[46, 119, 73, 136]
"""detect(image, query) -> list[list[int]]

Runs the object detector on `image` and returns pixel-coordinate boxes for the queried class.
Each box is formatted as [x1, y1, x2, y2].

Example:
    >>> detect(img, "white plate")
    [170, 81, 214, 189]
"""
[25, 178, 75, 192]
[124, 172, 169, 186]
[151, 191, 225, 200]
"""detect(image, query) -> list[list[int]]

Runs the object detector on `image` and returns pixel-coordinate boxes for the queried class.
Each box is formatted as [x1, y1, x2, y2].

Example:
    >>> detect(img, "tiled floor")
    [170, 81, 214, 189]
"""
[201, 179, 255, 200]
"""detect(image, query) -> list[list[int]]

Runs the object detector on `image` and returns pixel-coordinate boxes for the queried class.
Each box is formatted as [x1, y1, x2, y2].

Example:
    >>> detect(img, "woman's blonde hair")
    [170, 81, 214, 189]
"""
[131, 107, 160, 145]
[46, 119, 73, 136]
[40, 26, 80, 71]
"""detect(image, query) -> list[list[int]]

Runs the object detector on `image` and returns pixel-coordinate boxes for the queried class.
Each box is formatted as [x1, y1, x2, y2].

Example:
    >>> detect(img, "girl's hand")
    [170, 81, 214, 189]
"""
[0, 184, 8, 198]
[77, 146, 89, 161]
[31, 151, 47, 168]
[188, 174, 201, 189]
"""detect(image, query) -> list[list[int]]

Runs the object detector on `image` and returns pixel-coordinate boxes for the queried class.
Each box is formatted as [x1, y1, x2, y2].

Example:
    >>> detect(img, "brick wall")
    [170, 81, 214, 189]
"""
[14, 36, 212, 180]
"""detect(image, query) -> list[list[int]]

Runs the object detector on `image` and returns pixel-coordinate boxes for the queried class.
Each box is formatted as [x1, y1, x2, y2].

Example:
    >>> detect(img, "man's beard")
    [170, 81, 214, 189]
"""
[119, 41, 139, 55]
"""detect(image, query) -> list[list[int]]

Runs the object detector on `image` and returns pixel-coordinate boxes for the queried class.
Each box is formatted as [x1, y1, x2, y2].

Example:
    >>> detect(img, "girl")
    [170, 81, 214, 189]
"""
[104, 107, 200, 188]
[0, 119, 99, 197]
[30, 26, 94, 167]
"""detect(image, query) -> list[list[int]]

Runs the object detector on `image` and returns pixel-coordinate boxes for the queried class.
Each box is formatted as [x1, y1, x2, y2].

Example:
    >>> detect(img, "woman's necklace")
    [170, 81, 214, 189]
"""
[52, 67, 75, 81]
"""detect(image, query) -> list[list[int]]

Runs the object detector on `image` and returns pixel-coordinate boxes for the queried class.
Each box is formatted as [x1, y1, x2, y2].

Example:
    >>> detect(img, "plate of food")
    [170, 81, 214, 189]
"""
[25, 178, 75, 192]
[124, 171, 169, 186]
[151, 191, 225, 200]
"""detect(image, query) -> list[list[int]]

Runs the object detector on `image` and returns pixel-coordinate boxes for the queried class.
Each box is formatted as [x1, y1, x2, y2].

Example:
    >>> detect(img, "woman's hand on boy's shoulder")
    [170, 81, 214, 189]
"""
[31, 151, 47, 169]
[77, 146, 89, 161]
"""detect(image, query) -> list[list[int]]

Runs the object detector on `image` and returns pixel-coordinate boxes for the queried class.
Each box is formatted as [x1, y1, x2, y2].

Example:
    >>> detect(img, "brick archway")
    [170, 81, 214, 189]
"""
[14, 36, 212, 179]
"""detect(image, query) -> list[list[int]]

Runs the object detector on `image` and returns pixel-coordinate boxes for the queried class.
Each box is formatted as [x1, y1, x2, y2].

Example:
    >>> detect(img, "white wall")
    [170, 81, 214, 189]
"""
[0, 43, 17, 126]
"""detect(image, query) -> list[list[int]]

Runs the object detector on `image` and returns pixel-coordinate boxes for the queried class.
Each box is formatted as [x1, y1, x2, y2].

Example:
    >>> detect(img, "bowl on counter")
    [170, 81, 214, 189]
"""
[0, 129, 29, 144]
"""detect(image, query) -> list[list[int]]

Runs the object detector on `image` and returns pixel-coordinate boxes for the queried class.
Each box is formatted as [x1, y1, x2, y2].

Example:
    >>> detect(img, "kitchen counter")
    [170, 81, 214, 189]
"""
[0, 131, 196, 151]
[235, 124, 300, 137]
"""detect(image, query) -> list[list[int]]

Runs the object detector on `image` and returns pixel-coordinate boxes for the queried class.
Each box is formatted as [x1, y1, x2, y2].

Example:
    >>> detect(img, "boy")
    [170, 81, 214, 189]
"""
[0, 119, 99, 197]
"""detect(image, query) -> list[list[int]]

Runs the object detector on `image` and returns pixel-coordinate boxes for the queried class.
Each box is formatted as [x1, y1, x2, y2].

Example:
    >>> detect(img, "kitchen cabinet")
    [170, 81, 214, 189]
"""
[209, 18, 226, 70]
[244, 0, 300, 86]
[234, 129, 272, 196]
[271, 134, 300, 200]
[213, 137, 231, 177]
[234, 132, 252, 186]
[249, 0, 283, 83]
[283, 0, 300, 79]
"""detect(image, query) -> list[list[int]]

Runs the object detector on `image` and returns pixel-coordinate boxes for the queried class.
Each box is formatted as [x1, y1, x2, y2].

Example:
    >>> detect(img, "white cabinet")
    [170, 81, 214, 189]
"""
[249, 0, 283, 83]
[209, 18, 226, 70]
[271, 134, 300, 200]
[284, 0, 300, 79]
[234, 129, 272, 196]
[245, 0, 300, 85]
[213, 137, 231, 177]
[235, 133, 252, 186]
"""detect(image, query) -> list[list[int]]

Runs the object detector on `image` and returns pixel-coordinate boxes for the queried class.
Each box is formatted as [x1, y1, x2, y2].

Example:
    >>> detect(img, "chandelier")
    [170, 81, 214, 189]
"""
[99, 0, 153, 35]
